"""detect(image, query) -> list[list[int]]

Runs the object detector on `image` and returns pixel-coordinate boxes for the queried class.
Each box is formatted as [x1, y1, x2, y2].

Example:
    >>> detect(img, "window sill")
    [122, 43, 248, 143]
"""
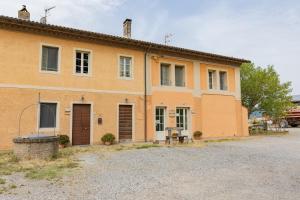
[119, 77, 134, 81]
[39, 70, 60, 75]
[72, 73, 92, 78]
[37, 128, 59, 133]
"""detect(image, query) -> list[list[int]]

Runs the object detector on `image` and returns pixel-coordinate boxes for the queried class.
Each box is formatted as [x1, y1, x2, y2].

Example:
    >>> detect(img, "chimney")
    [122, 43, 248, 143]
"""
[18, 5, 30, 21]
[123, 19, 132, 38]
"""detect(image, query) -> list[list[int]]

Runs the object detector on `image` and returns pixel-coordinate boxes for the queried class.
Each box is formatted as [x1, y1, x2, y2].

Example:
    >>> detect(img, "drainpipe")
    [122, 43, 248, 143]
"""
[144, 45, 152, 142]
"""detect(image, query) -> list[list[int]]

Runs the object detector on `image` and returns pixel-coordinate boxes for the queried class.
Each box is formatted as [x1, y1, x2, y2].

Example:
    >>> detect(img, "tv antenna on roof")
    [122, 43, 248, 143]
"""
[164, 33, 173, 45]
[40, 6, 56, 24]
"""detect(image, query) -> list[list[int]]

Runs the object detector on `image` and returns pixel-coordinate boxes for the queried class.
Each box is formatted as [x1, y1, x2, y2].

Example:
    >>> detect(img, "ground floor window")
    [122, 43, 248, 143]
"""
[176, 108, 188, 130]
[39, 103, 57, 128]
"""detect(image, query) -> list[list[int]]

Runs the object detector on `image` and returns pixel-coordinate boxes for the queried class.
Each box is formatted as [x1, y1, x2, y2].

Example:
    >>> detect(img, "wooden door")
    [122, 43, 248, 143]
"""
[72, 104, 91, 145]
[119, 105, 133, 140]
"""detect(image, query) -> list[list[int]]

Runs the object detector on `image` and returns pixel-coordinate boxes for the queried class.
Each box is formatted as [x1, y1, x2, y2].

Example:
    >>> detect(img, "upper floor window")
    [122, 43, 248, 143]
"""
[175, 65, 185, 87]
[160, 63, 171, 86]
[219, 71, 228, 90]
[39, 102, 57, 128]
[119, 56, 132, 79]
[208, 70, 217, 90]
[41, 45, 59, 72]
[76, 51, 90, 75]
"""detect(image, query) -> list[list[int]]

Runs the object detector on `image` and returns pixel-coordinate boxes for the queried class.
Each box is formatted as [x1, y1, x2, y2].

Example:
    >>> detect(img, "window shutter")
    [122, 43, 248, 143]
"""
[41, 47, 48, 71]
[40, 103, 57, 128]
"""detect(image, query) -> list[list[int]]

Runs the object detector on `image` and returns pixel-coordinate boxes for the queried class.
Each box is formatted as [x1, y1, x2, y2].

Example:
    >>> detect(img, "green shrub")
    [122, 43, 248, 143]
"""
[101, 133, 115, 144]
[193, 131, 203, 138]
[58, 135, 70, 146]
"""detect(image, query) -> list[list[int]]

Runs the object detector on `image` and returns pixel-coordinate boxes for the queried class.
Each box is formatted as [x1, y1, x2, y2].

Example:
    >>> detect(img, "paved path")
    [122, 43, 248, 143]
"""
[2, 128, 300, 200]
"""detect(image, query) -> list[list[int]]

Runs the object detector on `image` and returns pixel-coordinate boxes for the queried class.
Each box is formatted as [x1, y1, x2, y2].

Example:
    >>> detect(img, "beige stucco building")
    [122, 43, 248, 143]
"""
[0, 9, 249, 149]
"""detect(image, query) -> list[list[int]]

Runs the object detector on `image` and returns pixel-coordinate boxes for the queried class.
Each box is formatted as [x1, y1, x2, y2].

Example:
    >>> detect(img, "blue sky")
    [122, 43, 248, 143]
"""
[1, 0, 299, 94]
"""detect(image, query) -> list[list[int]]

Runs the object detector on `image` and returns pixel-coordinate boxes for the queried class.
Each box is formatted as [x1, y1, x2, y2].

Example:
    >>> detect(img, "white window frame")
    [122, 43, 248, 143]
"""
[175, 64, 186, 87]
[219, 71, 228, 91]
[118, 54, 134, 80]
[159, 62, 187, 88]
[208, 69, 217, 90]
[73, 48, 93, 77]
[160, 63, 172, 86]
[39, 43, 61, 74]
[207, 68, 229, 92]
[37, 101, 60, 133]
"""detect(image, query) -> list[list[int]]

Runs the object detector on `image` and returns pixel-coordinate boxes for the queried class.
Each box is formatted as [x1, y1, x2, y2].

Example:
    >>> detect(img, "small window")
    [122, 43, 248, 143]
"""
[208, 70, 217, 90]
[175, 65, 185, 87]
[219, 71, 228, 90]
[119, 56, 132, 78]
[160, 63, 171, 86]
[39, 103, 57, 128]
[76, 51, 90, 75]
[41, 46, 59, 72]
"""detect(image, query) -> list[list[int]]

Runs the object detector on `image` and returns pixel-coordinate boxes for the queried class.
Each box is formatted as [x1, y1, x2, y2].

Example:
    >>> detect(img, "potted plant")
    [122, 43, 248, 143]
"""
[101, 133, 115, 145]
[58, 135, 70, 148]
[172, 133, 178, 139]
[193, 131, 203, 140]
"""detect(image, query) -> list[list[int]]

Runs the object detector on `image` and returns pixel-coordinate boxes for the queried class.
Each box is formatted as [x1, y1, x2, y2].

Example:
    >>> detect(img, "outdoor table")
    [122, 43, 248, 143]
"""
[165, 127, 185, 144]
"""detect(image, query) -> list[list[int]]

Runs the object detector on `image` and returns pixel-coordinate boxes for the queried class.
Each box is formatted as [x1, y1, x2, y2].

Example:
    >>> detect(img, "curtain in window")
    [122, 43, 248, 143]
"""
[160, 64, 170, 85]
[175, 66, 184, 87]
[220, 71, 228, 90]
[120, 56, 131, 78]
[42, 46, 58, 71]
[40, 103, 57, 128]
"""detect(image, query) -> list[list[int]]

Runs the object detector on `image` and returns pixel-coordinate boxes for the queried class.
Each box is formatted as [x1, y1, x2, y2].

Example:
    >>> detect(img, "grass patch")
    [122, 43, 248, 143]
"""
[0, 149, 80, 181]
[0, 178, 5, 185]
[250, 130, 289, 136]
[135, 144, 160, 149]
[203, 138, 241, 143]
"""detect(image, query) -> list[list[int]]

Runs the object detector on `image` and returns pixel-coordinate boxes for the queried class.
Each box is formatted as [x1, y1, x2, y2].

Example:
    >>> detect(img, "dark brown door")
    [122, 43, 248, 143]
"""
[72, 104, 91, 145]
[119, 105, 133, 140]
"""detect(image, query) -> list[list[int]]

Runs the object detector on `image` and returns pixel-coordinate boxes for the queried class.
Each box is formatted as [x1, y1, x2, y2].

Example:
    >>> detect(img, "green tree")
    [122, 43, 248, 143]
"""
[241, 63, 293, 122]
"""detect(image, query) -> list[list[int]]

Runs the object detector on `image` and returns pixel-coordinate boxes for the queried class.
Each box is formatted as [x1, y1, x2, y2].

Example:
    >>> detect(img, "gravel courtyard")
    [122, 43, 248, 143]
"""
[2, 128, 300, 200]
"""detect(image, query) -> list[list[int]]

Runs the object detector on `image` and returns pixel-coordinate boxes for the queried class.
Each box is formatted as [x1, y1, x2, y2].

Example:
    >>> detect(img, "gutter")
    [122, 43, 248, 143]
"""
[144, 45, 152, 142]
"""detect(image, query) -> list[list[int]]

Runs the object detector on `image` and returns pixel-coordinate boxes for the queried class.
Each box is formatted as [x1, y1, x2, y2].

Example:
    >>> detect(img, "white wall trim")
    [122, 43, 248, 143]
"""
[152, 86, 194, 93]
[0, 83, 143, 95]
[193, 61, 201, 96]
[69, 101, 94, 145]
[235, 68, 241, 100]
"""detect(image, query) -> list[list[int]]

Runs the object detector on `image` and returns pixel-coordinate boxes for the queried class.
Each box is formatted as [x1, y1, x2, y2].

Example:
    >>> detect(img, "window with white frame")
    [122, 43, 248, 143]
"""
[39, 103, 57, 128]
[219, 71, 228, 90]
[208, 70, 217, 90]
[155, 107, 165, 132]
[76, 51, 90, 75]
[160, 63, 171, 86]
[119, 56, 132, 78]
[175, 65, 185, 87]
[41, 45, 59, 72]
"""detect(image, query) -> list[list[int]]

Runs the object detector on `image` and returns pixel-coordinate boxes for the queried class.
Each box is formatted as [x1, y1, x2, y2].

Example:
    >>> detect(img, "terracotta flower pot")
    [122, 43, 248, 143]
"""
[193, 136, 201, 140]
[104, 141, 112, 146]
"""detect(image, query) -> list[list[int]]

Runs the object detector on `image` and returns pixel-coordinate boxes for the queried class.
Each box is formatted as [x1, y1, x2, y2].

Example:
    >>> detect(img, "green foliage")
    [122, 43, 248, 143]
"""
[193, 131, 203, 138]
[0, 178, 5, 185]
[101, 133, 115, 144]
[241, 63, 294, 121]
[58, 135, 70, 146]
